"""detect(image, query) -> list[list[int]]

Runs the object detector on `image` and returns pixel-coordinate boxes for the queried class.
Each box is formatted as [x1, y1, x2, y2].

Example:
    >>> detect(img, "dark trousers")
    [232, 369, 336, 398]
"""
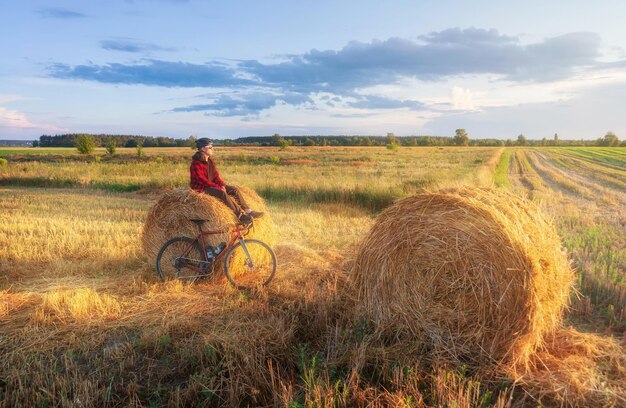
[204, 185, 250, 215]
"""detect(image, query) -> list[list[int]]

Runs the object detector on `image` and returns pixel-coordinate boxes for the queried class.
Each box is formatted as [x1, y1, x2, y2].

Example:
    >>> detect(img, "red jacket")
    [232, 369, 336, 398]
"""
[190, 153, 225, 191]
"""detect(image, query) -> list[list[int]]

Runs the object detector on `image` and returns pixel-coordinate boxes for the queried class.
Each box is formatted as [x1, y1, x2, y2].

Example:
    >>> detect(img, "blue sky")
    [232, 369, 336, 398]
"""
[2, 1, 626, 140]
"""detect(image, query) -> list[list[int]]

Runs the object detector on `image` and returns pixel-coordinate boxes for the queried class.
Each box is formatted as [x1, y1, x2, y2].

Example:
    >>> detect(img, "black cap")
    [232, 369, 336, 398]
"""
[196, 137, 212, 148]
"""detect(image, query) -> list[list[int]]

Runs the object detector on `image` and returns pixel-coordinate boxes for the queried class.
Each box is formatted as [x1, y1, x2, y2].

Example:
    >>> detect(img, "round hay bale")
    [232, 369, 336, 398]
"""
[351, 187, 574, 369]
[142, 187, 276, 267]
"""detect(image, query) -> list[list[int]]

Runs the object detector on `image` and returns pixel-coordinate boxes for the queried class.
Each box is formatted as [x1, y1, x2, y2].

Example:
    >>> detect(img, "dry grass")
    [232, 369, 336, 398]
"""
[34, 288, 123, 323]
[1, 146, 625, 407]
[510, 327, 626, 407]
[472, 146, 505, 187]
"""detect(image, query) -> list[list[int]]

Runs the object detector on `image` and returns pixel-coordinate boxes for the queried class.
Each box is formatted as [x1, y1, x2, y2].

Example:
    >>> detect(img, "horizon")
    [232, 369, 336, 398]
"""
[2, 1, 626, 140]
[0, 133, 608, 143]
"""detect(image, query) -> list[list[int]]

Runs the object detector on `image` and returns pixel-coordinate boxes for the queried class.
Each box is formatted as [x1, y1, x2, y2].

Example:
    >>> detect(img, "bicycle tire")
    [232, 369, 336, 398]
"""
[223, 239, 277, 289]
[156, 236, 205, 283]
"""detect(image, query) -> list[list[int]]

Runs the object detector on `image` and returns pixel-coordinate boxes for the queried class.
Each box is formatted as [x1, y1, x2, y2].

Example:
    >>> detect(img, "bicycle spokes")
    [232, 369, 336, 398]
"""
[224, 239, 276, 289]
[156, 236, 211, 283]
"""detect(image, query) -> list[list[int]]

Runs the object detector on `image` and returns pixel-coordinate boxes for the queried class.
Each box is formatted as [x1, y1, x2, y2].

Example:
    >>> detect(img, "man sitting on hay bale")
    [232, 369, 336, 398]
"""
[190, 137, 264, 224]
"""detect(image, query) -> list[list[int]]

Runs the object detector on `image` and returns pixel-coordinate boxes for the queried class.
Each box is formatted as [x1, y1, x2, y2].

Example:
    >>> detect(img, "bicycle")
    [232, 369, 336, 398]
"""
[155, 219, 277, 289]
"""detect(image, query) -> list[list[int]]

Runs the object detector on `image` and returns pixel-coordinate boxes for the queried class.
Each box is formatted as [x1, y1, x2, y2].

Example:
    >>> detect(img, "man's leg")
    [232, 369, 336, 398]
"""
[204, 187, 242, 216]
[224, 185, 250, 210]
[225, 185, 264, 218]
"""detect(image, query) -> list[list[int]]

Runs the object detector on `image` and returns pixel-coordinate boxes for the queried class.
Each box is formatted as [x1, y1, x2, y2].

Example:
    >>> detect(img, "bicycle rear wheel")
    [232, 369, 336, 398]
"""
[223, 239, 276, 289]
[156, 236, 205, 283]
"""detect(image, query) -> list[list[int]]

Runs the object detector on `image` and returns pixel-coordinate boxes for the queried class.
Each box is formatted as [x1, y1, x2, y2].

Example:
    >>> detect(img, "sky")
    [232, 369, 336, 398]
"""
[2, 1, 626, 141]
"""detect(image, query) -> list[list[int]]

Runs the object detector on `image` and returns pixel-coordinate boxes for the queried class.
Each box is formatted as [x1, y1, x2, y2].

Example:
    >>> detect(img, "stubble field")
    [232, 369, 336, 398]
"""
[0, 145, 624, 407]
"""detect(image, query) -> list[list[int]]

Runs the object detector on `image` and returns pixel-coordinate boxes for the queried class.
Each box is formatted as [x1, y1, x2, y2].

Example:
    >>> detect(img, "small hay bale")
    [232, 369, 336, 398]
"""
[351, 188, 574, 369]
[141, 187, 275, 266]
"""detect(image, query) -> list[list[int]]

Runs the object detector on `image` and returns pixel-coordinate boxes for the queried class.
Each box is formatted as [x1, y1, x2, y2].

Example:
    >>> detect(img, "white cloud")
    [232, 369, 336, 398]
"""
[421, 80, 626, 139]
[450, 86, 475, 110]
[0, 107, 68, 137]
[0, 107, 37, 128]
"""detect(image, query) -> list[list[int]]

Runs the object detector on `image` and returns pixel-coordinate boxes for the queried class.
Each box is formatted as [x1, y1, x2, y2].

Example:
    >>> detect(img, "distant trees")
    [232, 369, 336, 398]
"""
[105, 140, 117, 155]
[271, 133, 293, 150]
[142, 138, 157, 147]
[597, 132, 619, 147]
[39, 134, 194, 148]
[360, 137, 374, 146]
[453, 129, 470, 146]
[75, 135, 96, 154]
[386, 132, 399, 150]
[188, 135, 197, 149]
[36, 131, 624, 149]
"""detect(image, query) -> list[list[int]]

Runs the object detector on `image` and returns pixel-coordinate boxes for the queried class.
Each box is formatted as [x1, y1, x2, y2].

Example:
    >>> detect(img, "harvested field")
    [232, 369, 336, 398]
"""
[1, 146, 625, 406]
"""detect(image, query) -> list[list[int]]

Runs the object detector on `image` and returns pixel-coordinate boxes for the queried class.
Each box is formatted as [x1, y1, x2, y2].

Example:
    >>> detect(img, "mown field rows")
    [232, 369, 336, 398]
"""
[508, 147, 626, 332]
[0, 145, 624, 406]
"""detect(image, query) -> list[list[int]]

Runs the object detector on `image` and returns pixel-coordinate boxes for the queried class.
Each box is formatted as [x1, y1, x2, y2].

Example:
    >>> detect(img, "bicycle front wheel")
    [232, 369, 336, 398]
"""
[156, 236, 204, 283]
[223, 239, 276, 289]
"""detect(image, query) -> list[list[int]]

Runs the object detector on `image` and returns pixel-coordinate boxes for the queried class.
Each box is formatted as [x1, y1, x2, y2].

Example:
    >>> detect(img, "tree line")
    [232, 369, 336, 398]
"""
[225, 131, 624, 147]
[34, 130, 623, 149]
[35, 134, 196, 148]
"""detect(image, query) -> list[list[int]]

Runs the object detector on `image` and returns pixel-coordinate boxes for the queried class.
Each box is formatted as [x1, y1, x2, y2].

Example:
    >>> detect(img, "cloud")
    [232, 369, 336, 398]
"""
[241, 28, 601, 89]
[38, 7, 86, 19]
[171, 91, 312, 117]
[0, 107, 68, 136]
[507, 32, 601, 81]
[101, 39, 177, 53]
[421, 27, 517, 45]
[422, 81, 626, 139]
[47, 28, 609, 117]
[450, 87, 475, 110]
[49, 60, 252, 87]
[0, 107, 36, 128]
[50, 28, 603, 90]
[348, 94, 426, 110]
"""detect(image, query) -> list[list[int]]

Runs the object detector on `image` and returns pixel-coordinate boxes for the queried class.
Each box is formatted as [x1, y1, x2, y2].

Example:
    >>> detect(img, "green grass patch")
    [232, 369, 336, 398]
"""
[0, 176, 78, 188]
[559, 147, 626, 168]
[0, 176, 160, 193]
[0, 148, 76, 155]
[91, 181, 145, 192]
[493, 149, 511, 189]
[258, 185, 399, 212]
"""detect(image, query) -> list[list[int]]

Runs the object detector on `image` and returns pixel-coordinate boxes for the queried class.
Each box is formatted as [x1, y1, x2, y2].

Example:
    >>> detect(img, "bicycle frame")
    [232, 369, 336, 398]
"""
[177, 223, 252, 280]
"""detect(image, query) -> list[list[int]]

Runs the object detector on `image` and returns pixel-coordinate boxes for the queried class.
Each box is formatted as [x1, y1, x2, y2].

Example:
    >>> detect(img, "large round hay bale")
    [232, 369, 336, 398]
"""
[351, 188, 574, 369]
[142, 187, 275, 266]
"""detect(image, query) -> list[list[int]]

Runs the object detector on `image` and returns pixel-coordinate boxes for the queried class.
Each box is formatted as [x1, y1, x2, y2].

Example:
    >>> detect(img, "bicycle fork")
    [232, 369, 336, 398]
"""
[238, 239, 254, 267]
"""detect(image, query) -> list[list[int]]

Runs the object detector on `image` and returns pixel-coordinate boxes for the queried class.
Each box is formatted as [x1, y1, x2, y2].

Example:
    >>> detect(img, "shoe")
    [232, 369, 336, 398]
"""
[238, 213, 253, 224]
[248, 210, 265, 218]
